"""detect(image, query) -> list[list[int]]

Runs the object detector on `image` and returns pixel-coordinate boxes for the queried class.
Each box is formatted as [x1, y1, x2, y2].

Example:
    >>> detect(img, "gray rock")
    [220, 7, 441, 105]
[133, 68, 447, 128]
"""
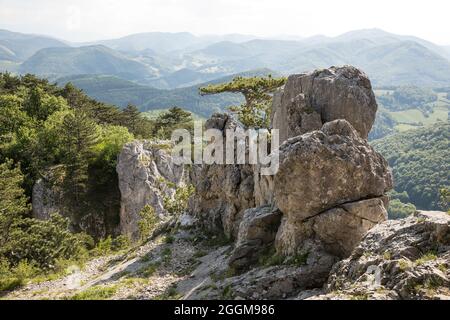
[272, 66, 377, 141]
[274, 120, 393, 255]
[32, 177, 63, 221]
[117, 140, 186, 240]
[323, 211, 450, 300]
[188, 242, 337, 300]
[311, 197, 388, 257]
[229, 206, 282, 270]
[189, 113, 255, 238]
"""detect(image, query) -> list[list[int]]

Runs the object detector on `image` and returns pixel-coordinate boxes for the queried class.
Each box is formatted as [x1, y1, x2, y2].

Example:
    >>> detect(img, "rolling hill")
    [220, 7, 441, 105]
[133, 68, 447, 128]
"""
[1, 28, 450, 88]
[56, 69, 277, 117]
[185, 30, 450, 86]
[19, 45, 156, 82]
[0, 29, 67, 62]
[372, 122, 449, 210]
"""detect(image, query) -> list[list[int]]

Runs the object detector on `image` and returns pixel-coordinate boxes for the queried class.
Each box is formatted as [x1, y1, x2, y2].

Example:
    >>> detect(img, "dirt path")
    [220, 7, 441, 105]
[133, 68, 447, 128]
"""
[2, 229, 224, 300]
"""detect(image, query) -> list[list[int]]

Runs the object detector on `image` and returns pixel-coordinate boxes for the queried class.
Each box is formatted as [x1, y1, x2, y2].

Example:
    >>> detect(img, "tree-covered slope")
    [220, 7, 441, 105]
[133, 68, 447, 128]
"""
[19, 45, 155, 81]
[57, 69, 277, 117]
[372, 122, 450, 210]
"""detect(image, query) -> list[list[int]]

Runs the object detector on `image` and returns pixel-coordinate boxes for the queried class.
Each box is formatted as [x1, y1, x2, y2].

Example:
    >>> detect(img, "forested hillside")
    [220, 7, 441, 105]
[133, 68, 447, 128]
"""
[56, 69, 277, 117]
[372, 122, 449, 210]
[0, 72, 197, 292]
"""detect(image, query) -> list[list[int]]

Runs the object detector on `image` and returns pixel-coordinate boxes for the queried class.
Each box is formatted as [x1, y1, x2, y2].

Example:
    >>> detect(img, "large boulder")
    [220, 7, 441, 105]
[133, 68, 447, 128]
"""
[274, 120, 393, 255]
[311, 197, 389, 257]
[272, 66, 377, 141]
[117, 140, 186, 240]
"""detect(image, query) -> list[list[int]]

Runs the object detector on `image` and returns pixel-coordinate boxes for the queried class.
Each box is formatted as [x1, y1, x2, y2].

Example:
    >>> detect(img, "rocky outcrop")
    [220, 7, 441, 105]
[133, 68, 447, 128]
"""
[116, 66, 394, 297]
[310, 197, 389, 257]
[274, 120, 392, 255]
[228, 206, 282, 270]
[271, 66, 377, 141]
[117, 140, 186, 240]
[32, 176, 64, 221]
[183, 239, 338, 300]
[190, 113, 256, 238]
[189, 66, 391, 272]
[314, 211, 450, 300]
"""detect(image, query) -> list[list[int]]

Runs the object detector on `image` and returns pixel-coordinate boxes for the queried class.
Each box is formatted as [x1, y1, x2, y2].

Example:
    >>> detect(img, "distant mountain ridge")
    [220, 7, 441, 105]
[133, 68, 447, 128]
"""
[19, 45, 156, 82]
[1, 28, 450, 88]
[0, 29, 67, 61]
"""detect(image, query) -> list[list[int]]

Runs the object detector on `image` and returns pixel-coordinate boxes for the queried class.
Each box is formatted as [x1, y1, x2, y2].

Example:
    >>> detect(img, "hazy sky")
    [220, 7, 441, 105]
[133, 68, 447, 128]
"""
[0, 0, 449, 44]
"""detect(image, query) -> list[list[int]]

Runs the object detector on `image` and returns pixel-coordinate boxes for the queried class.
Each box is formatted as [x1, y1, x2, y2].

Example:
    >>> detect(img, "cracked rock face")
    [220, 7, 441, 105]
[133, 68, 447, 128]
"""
[32, 177, 64, 221]
[317, 211, 450, 300]
[272, 65, 377, 142]
[189, 113, 256, 238]
[117, 140, 186, 240]
[274, 119, 393, 256]
[228, 206, 282, 270]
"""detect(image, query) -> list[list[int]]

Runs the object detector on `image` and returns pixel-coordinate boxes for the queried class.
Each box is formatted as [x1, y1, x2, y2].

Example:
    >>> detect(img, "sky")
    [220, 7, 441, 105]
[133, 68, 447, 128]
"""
[0, 0, 449, 45]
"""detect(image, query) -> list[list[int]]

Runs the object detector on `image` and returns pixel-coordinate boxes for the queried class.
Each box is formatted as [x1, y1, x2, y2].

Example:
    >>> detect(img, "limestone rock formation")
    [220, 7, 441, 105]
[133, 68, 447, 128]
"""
[115, 66, 395, 298]
[271, 66, 377, 141]
[274, 119, 393, 255]
[189, 113, 255, 238]
[311, 197, 389, 257]
[315, 211, 450, 300]
[184, 239, 338, 300]
[228, 206, 282, 270]
[117, 140, 186, 240]
[32, 176, 64, 221]
[190, 67, 392, 266]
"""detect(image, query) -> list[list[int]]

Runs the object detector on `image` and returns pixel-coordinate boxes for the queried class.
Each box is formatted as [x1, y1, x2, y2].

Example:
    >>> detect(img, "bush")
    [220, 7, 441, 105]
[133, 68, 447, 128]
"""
[93, 235, 130, 256]
[138, 205, 160, 242]
[163, 184, 195, 216]
[0, 258, 37, 292]
[6, 214, 86, 269]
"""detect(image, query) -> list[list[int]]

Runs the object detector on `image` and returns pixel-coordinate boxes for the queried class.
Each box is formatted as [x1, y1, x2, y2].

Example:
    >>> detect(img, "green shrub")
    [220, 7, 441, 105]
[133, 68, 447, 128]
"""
[0, 258, 37, 292]
[4, 214, 86, 270]
[163, 184, 195, 216]
[415, 252, 438, 265]
[93, 235, 130, 256]
[138, 205, 160, 242]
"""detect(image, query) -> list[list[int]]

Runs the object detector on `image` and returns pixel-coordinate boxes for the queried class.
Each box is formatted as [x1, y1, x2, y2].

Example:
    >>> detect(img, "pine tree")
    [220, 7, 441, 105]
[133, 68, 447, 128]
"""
[153, 107, 193, 139]
[0, 160, 29, 249]
[200, 75, 286, 128]
[60, 110, 99, 203]
[121, 104, 141, 134]
[24, 87, 42, 120]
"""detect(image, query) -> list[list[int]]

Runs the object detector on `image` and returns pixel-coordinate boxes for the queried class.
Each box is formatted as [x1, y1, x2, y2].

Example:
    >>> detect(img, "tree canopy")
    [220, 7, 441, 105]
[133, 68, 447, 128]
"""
[200, 75, 286, 128]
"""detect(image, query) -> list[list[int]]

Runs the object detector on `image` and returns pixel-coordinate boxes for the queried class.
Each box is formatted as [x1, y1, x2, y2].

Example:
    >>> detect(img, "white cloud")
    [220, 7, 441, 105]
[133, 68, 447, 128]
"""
[0, 0, 449, 44]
